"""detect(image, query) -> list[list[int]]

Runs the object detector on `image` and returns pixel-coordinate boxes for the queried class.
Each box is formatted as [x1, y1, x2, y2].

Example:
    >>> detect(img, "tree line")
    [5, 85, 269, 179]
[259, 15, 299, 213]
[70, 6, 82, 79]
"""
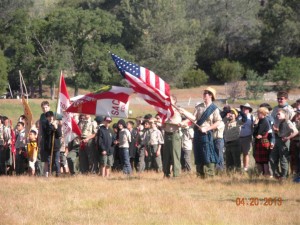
[0, 0, 299, 99]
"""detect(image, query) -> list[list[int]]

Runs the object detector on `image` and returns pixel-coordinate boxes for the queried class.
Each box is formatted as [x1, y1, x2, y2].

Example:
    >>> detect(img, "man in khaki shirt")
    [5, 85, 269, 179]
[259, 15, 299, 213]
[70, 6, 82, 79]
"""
[162, 96, 182, 177]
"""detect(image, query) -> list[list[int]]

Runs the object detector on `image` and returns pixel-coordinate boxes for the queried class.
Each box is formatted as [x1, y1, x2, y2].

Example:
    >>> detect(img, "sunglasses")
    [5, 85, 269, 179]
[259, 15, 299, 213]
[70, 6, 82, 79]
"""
[277, 98, 285, 101]
[203, 91, 211, 95]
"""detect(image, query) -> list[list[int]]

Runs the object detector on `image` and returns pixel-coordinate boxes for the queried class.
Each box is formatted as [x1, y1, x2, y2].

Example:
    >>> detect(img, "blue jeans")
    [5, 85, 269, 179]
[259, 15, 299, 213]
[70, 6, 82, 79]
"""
[120, 148, 132, 174]
[214, 138, 225, 171]
[47, 150, 60, 176]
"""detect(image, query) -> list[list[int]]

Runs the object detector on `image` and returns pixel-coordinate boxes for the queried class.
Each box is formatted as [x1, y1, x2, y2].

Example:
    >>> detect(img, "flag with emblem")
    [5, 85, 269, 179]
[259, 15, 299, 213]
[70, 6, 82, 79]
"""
[21, 96, 33, 136]
[111, 53, 174, 121]
[57, 73, 82, 145]
[66, 85, 133, 118]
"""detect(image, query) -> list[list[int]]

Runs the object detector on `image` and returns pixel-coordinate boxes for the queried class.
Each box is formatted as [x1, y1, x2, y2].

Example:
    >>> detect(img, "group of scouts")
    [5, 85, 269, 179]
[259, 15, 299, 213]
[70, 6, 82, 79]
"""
[0, 87, 300, 182]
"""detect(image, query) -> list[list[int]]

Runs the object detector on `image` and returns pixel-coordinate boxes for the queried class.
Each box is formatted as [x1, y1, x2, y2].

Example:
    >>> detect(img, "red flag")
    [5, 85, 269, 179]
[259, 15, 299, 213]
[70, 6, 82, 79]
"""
[57, 73, 82, 145]
[111, 53, 174, 121]
[66, 86, 133, 118]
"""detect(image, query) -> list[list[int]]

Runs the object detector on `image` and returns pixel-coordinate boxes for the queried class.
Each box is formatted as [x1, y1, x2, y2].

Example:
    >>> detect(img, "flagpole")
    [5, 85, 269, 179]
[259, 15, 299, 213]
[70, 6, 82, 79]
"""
[49, 71, 62, 176]
[20, 71, 29, 102]
[171, 103, 201, 129]
[19, 70, 23, 99]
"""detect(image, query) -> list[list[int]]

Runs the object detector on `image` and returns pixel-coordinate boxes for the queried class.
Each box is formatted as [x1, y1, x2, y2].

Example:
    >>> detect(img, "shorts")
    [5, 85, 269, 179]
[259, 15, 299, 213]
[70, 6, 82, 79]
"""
[100, 154, 114, 167]
[239, 135, 253, 154]
[29, 160, 36, 170]
[60, 152, 68, 167]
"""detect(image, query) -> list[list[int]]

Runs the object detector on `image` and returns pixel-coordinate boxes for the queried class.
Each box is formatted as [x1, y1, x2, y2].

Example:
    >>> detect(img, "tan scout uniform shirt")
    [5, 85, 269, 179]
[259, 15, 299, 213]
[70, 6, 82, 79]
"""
[149, 128, 164, 145]
[213, 121, 225, 139]
[164, 107, 182, 133]
[193, 103, 222, 128]
[181, 127, 194, 150]
[78, 119, 97, 138]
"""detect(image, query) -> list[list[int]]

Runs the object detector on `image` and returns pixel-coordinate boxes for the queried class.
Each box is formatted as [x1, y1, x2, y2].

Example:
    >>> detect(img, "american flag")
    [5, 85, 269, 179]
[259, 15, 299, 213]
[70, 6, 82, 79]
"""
[111, 54, 174, 120]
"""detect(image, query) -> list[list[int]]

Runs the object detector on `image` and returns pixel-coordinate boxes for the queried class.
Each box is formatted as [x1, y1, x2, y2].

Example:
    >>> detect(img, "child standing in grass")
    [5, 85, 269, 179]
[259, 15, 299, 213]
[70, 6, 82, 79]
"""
[27, 129, 38, 176]
[271, 108, 298, 179]
[117, 119, 132, 175]
[14, 121, 27, 175]
[180, 116, 194, 172]
[147, 119, 164, 172]
[253, 107, 272, 177]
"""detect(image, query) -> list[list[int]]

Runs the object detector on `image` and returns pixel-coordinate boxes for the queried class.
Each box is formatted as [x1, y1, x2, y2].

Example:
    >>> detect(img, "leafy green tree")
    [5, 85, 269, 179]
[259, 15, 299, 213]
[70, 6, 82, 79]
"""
[35, 7, 125, 95]
[246, 69, 269, 100]
[0, 50, 8, 94]
[0, 9, 38, 95]
[117, 0, 202, 86]
[212, 59, 244, 82]
[258, 0, 300, 71]
[181, 69, 208, 88]
[268, 56, 300, 90]
[191, 0, 261, 75]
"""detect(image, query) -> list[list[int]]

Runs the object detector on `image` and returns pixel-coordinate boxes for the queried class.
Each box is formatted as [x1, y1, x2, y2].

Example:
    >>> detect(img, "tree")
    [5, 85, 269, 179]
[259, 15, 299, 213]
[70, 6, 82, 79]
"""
[212, 59, 244, 82]
[34, 7, 125, 96]
[268, 56, 300, 90]
[181, 69, 208, 88]
[258, 0, 300, 71]
[0, 9, 39, 96]
[246, 69, 269, 100]
[191, 0, 262, 75]
[117, 0, 202, 86]
[0, 50, 8, 94]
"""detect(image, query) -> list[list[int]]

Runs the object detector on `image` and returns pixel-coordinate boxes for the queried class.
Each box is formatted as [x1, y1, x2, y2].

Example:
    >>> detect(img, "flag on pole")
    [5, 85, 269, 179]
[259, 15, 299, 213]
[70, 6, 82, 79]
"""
[66, 85, 133, 118]
[111, 53, 174, 121]
[21, 96, 33, 136]
[57, 73, 82, 145]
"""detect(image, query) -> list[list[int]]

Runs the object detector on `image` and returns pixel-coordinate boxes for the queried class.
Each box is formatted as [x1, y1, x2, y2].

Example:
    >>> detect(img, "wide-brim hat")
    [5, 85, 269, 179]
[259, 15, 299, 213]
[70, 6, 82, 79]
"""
[240, 103, 253, 112]
[230, 108, 239, 117]
[204, 87, 216, 101]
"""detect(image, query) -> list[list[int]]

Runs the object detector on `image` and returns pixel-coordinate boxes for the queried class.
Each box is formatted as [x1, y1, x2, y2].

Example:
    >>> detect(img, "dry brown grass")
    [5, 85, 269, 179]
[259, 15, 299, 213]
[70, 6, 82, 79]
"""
[0, 172, 299, 225]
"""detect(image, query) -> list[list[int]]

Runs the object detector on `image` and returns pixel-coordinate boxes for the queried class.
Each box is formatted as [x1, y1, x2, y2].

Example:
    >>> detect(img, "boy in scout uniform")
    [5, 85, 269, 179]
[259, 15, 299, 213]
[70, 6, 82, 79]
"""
[78, 114, 97, 174]
[144, 119, 164, 172]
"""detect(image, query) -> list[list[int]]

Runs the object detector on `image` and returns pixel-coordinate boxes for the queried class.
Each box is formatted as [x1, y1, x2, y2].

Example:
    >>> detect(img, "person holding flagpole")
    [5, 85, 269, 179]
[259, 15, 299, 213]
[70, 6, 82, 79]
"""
[162, 95, 182, 178]
[179, 87, 221, 178]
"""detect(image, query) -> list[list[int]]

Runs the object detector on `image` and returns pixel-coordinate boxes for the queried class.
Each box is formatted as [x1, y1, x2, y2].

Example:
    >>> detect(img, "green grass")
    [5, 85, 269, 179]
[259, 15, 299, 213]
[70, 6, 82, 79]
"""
[0, 99, 156, 125]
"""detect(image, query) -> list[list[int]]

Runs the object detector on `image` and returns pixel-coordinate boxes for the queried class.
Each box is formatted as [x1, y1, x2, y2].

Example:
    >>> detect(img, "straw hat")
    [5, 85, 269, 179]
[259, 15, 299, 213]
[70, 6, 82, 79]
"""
[230, 108, 239, 117]
[240, 103, 253, 113]
[204, 87, 216, 101]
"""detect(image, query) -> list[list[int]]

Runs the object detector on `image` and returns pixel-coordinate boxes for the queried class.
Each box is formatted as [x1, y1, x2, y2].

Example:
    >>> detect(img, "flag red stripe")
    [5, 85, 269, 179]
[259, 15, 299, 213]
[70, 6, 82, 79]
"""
[125, 73, 168, 109]
[60, 75, 70, 99]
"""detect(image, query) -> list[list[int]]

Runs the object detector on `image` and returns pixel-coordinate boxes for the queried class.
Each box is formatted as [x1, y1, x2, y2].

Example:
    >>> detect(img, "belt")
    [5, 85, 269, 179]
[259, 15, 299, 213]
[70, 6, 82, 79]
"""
[226, 140, 237, 144]
[240, 135, 251, 138]
[165, 131, 178, 134]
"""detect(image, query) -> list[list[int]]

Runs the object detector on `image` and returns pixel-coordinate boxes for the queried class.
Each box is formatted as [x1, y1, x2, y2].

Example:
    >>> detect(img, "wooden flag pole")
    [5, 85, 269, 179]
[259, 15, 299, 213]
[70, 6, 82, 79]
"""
[171, 103, 201, 129]
[49, 71, 62, 176]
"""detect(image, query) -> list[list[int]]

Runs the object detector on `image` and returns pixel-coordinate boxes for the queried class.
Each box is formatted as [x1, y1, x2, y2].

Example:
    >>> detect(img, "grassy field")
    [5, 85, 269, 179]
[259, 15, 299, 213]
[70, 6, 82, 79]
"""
[0, 172, 299, 225]
[0, 86, 299, 225]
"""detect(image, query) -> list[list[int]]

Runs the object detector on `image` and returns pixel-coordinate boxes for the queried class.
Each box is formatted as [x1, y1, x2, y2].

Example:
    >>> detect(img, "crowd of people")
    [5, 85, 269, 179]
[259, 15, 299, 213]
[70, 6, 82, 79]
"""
[0, 87, 300, 182]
